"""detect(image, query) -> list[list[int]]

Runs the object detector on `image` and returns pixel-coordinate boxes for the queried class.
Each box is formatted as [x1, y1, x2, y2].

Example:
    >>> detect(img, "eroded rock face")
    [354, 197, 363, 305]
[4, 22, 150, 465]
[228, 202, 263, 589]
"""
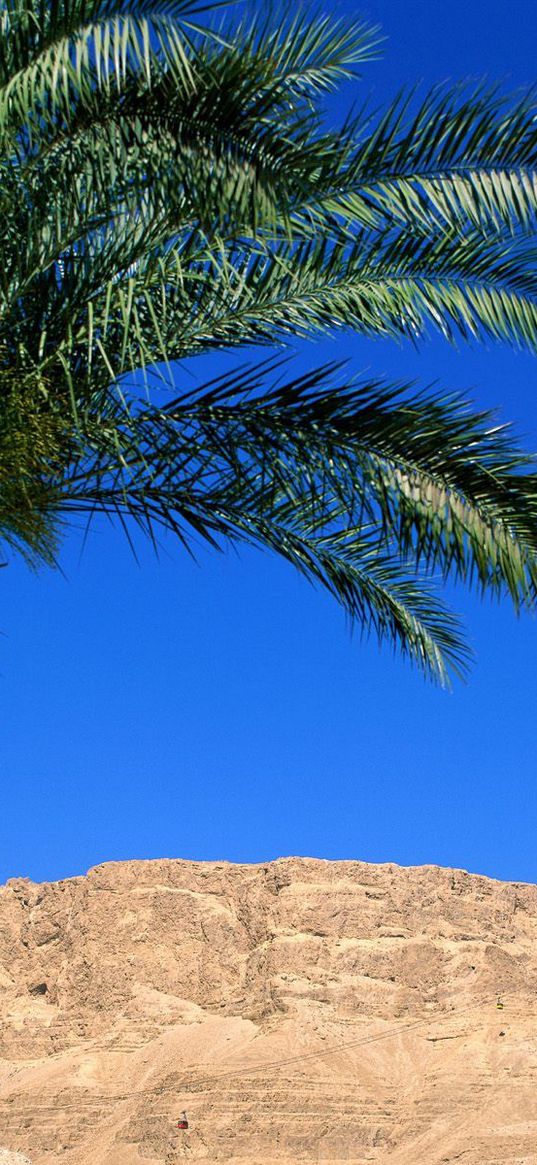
[0, 858, 536, 1164]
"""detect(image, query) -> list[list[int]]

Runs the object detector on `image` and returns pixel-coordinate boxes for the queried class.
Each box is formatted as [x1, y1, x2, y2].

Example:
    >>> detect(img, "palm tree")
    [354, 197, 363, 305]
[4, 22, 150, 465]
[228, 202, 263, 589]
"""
[2, 0, 537, 682]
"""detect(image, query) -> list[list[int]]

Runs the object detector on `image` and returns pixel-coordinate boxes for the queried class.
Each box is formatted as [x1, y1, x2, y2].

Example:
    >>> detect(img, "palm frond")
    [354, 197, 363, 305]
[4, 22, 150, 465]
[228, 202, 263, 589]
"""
[16, 360, 534, 682]
[0, 0, 230, 73]
[294, 85, 537, 236]
[61, 230, 537, 382]
[236, 9, 382, 97]
[1, 1, 537, 680]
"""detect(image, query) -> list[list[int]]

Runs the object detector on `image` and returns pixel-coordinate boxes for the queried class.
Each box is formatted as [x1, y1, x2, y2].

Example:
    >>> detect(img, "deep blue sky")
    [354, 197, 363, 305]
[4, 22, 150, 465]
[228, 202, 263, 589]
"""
[1, 0, 536, 887]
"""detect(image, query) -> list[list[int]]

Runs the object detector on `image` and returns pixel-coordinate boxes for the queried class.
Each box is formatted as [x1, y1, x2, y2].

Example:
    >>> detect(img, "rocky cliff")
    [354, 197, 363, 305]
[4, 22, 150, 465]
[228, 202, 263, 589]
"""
[0, 858, 536, 1164]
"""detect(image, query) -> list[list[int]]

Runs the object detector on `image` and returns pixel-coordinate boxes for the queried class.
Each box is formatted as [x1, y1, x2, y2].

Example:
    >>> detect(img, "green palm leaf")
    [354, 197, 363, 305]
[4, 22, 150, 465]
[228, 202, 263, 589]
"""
[1, 0, 537, 681]
[31, 361, 537, 683]
[293, 84, 537, 236]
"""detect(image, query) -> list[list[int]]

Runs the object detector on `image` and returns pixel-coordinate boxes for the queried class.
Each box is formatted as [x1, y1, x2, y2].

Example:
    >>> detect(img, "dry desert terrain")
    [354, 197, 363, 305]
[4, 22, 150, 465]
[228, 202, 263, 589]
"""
[0, 858, 536, 1164]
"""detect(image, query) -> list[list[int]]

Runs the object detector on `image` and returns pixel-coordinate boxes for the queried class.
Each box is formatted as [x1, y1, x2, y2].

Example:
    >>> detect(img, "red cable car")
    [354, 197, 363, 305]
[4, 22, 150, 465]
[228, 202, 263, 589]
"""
[177, 1111, 189, 1130]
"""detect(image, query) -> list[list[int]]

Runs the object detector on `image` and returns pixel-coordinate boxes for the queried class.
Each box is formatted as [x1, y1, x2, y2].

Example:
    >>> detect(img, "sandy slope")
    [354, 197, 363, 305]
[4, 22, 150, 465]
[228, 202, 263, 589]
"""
[0, 858, 536, 1164]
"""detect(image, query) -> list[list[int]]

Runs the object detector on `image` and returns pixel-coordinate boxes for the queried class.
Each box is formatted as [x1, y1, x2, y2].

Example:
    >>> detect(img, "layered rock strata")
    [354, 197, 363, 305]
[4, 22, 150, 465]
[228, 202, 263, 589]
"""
[0, 858, 536, 1164]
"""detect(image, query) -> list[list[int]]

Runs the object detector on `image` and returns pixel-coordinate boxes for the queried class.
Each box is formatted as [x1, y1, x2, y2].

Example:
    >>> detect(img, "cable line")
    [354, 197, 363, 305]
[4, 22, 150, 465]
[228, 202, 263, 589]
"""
[1, 993, 518, 1113]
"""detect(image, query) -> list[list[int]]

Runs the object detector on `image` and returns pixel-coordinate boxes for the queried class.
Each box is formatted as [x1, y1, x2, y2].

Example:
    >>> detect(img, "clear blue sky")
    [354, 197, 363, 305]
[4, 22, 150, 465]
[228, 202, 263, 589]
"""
[1, 0, 536, 887]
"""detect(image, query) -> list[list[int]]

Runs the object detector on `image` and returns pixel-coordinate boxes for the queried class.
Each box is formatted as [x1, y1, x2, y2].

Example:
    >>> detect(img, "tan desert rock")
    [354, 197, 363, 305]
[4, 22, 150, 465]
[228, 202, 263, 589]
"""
[0, 858, 536, 1164]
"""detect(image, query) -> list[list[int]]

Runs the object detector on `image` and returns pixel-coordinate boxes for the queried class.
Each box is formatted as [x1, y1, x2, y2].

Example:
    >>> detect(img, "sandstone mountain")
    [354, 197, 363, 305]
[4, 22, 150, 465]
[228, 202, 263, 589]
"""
[0, 858, 536, 1165]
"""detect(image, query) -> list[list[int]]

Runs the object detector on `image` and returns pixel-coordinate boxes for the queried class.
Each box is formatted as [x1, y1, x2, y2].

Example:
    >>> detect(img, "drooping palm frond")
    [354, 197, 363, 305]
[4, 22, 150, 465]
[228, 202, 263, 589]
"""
[32, 361, 537, 682]
[1, 0, 537, 680]
[86, 228, 536, 366]
[292, 83, 537, 237]
[6, 223, 537, 424]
